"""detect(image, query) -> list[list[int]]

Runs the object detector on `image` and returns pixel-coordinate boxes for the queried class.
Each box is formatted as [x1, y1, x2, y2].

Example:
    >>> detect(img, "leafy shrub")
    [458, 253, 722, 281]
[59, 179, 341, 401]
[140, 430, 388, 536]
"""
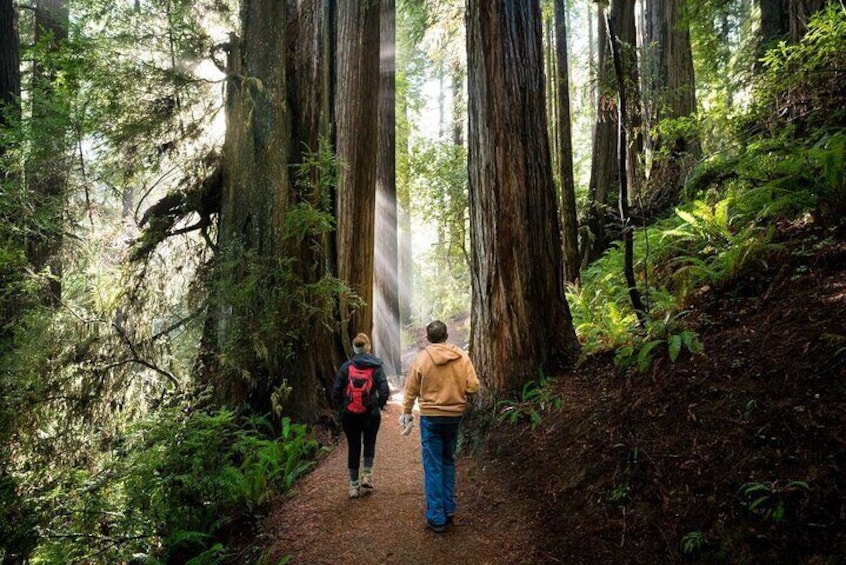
[756, 5, 846, 133]
[496, 372, 564, 430]
[32, 408, 318, 564]
[613, 310, 704, 374]
[738, 479, 810, 523]
[664, 198, 782, 294]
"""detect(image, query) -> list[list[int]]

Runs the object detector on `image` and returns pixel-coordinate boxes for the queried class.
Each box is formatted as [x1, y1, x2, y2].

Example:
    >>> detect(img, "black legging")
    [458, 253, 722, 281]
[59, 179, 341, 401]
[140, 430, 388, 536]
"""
[341, 410, 381, 472]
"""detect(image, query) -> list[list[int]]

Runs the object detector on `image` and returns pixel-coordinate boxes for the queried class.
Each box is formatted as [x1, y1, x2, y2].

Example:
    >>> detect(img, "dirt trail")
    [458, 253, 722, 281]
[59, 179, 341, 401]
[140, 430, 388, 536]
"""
[260, 398, 546, 564]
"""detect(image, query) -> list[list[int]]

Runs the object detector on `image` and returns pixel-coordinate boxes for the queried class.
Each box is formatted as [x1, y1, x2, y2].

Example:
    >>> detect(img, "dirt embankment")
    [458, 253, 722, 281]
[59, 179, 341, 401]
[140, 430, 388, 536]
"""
[487, 227, 846, 563]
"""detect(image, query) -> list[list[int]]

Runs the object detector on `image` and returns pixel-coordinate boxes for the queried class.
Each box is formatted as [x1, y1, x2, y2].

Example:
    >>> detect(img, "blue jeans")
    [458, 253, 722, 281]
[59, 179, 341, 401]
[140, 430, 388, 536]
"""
[420, 416, 460, 525]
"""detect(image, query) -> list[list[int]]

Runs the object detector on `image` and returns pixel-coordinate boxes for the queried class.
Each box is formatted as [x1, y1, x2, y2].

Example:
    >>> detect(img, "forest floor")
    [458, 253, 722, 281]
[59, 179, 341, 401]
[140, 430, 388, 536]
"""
[249, 220, 846, 564]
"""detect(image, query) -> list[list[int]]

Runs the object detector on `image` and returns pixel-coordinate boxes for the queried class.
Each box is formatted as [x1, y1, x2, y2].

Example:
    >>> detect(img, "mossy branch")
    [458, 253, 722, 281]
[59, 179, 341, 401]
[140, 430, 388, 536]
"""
[130, 154, 222, 262]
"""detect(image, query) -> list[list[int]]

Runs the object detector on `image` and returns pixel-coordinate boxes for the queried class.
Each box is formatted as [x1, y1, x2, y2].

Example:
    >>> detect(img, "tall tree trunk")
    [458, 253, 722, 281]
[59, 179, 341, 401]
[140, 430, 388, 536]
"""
[759, 0, 833, 45]
[284, 0, 347, 415]
[588, 0, 597, 114]
[0, 0, 21, 341]
[606, 10, 647, 325]
[0, 0, 31, 502]
[206, 0, 350, 421]
[787, 0, 830, 42]
[397, 63, 412, 330]
[467, 0, 580, 401]
[398, 201, 413, 326]
[26, 0, 69, 306]
[450, 59, 469, 269]
[644, 0, 697, 211]
[0, 0, 21, 339]
[553, 0, 580, 284]
[374, 0, 402, 380]
[211, 1, 296, 413]
[0, 0, 19, 157]
[582, 1, 619, 269]
[613, 0, 643, 207]
[758, 0, 789, 49]
[437, 62, 446, 140]
[545, 12, 558, 181]
[334, 0, 380, 341]
[451, 60, 465, 147]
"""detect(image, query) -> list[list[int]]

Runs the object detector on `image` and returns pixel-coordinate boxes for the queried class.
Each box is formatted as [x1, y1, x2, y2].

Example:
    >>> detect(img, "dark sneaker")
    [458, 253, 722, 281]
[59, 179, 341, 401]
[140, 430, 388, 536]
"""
[445, 514, 454, 525]
[426, 521, 447, 534]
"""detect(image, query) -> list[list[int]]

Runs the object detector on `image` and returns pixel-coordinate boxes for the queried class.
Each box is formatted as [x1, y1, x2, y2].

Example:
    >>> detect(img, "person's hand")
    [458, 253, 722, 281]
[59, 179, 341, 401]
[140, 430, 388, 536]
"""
[398, 413, 413, 428]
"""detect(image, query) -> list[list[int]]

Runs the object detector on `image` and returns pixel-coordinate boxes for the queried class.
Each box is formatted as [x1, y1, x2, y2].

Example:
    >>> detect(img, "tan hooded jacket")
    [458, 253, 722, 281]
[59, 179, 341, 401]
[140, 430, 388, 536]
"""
[402, 342, 480, 417]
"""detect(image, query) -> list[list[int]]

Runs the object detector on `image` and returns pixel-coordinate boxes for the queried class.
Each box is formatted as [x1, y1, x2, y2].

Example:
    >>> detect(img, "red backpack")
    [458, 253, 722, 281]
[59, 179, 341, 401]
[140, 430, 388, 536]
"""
[345, 365, 375, 414]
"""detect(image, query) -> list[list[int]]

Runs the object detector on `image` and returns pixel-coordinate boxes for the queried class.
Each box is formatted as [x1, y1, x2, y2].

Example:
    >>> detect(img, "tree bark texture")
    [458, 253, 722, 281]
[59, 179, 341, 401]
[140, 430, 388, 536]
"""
[643, 0, 697, 209]
[451, 60, 465, 147]
[397, 48, 412, 327]
[26, 0, 69, 306]
[214, 0, 299, 412]
[612, 0, 643, 207]
[606, 10, 647, 325]
[0, 0, 20, 144]
[759, 0, 789, 47]
[583, 1, 619, 269]
[374, 0, 402, 379]
[787, 0, 831, 42]
[284, 0, 347, 414]
[467, 0, 580, 400]
[288, 0, 333, 164]
[219, 2, 290, 259]
[553, 0, 580, 284]
[334, 0, 380, 342]
[545, 13, 557, 180]
[0, 0, 21, 330]
[647, 0, 695, 123]
[760, 0, 833, 44]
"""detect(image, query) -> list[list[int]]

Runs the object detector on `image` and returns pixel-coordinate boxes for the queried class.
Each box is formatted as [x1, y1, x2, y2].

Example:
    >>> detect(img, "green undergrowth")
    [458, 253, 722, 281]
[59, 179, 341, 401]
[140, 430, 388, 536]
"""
[30, 408, 318, 564]
[568, 127, 845, 372]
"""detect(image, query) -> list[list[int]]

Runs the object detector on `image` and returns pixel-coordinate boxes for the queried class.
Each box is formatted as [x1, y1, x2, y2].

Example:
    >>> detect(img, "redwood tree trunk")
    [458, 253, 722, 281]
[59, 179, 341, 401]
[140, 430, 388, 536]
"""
[787, 0, 830, 42]
[374, 0, 402, 380]
[0, 0, 21, 326]
[467, 0, 580, 400]
[759, 0, 833, 45]
[553, 0, 580, 284]
[334, 1, 380, 342]
[205, 0, 351, 421]
[582, 1, 618, 269]
[26, 0, 69, 306]
[759, 0, 789, 48]
[644, 0, 698, 210]
[212, 0, 297, 412]
[614, 0, 643, 206]
[606, 10, 647, 325]
[285, 0, 347, 412]
[0, 0, 19, 152]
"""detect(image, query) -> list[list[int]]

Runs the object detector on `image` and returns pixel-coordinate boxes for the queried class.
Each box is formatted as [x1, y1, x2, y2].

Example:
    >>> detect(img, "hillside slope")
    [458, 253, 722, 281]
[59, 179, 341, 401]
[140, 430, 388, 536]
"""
[485, 223, 846, 562]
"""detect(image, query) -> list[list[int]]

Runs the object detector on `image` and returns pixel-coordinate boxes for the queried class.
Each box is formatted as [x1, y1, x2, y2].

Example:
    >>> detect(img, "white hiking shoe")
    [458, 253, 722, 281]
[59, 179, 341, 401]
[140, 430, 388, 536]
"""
[360, 472, 373, 494]
[348, 483, 360, 498]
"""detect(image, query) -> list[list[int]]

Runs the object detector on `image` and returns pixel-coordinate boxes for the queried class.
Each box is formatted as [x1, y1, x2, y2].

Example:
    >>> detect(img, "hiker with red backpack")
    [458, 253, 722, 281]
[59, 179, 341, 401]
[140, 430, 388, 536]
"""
[332, 332, 390, 498]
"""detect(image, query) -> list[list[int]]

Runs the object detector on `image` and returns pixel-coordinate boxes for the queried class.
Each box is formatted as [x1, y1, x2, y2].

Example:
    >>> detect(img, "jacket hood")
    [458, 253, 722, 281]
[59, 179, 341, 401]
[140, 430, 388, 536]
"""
[351, 353, 383, 368]
[426, 342, 463, 366]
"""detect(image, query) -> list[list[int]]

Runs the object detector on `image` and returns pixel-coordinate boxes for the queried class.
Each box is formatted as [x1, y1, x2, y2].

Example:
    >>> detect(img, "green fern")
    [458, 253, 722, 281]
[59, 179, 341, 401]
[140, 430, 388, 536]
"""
[496, 372, 564, 430]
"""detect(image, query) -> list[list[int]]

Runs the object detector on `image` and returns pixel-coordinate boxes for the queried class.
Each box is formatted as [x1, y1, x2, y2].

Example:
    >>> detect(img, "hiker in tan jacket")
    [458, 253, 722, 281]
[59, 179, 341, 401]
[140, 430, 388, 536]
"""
[400, 320, 480, 533]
